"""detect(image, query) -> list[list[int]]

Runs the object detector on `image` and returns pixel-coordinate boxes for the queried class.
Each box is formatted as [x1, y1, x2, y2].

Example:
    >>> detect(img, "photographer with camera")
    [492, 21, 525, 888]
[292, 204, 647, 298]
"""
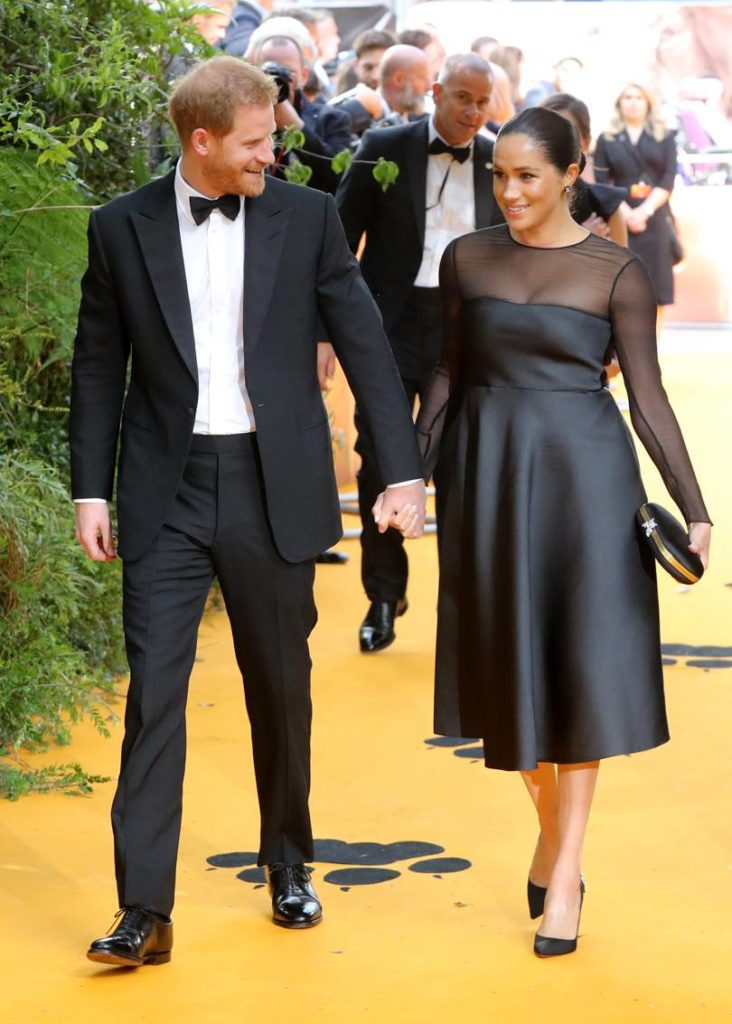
[249, 30, 351, 194]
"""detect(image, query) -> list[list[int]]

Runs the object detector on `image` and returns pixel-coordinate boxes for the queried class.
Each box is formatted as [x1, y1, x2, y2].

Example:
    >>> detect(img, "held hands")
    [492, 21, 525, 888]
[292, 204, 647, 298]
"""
[372, 481, 427, 540]
[688, 522, 711, 571]
[75, 502, 116, 562]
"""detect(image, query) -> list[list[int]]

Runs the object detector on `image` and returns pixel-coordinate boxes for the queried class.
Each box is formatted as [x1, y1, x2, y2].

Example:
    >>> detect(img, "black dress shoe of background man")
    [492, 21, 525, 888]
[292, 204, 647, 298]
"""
[86, 907, 173, 967]
[315, 549, 349, 564]
[266, 863, 323, 929]
[359, 597, 408, 653]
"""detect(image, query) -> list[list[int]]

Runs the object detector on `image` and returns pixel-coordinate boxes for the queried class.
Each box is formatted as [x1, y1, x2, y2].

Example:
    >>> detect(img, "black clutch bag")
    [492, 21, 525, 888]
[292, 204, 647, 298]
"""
[636, 503, 703, 585]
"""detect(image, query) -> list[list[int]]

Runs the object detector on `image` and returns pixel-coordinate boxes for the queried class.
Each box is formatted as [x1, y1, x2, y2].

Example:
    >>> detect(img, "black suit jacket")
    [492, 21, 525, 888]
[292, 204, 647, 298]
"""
[70, 171, 421, 563]
[336, 119, 502, 336]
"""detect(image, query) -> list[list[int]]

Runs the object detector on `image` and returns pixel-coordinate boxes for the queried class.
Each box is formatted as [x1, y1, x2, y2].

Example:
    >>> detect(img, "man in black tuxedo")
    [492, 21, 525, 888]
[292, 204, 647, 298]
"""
[71, 56, 425, 967]
[336, 53, 503, 653]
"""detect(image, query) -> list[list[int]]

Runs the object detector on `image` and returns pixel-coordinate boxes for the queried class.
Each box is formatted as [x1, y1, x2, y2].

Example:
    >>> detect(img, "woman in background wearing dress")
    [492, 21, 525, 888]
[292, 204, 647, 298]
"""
[593, 83, 679, 326]
[387, 107, 711, 958]
[541, 93, 628, 246]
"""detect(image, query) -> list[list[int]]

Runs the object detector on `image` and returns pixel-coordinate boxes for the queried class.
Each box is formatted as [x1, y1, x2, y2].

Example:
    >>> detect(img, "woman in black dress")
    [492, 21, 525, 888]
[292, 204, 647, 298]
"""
[541, 93, 627, 246]
[389, 108, 711, 957]
[593, 83, 679, 314]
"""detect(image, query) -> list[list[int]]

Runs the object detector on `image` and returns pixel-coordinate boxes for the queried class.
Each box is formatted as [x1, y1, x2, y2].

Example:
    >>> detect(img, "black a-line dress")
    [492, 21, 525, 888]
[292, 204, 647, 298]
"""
[416, 225, 710, 771]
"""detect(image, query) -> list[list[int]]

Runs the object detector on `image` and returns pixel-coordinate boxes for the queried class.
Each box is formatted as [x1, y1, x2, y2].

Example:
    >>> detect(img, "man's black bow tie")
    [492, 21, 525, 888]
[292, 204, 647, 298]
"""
[428, 138, 471, 164]
[189, 193, 240, 225]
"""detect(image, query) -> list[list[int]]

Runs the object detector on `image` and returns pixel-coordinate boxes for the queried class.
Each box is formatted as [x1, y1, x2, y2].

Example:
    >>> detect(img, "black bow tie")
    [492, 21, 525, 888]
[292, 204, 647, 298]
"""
[428, 138, 471, 164]
[189, 193, 240, 225]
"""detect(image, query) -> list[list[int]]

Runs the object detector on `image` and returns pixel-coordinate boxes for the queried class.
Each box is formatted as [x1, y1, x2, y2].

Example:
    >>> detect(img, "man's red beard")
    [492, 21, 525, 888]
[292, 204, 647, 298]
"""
[205, 154, 268, 197]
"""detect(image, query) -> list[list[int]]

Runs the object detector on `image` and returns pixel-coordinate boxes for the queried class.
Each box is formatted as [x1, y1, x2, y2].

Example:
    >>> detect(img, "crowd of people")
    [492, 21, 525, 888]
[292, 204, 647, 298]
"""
[182, 4, 687, 319]
[72, 4, 713, 973]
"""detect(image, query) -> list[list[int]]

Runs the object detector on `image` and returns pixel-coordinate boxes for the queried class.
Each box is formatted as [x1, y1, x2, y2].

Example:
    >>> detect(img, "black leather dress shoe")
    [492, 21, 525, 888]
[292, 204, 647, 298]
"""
[266, 863, 322, 929]
[87, 907, 173, 967]
[359, 597, 408, 653]
[315, 549, 349, 564]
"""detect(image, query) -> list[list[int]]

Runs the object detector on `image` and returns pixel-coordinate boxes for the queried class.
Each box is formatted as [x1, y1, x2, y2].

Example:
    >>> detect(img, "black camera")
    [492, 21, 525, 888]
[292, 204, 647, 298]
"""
[261, 62, 294, 105]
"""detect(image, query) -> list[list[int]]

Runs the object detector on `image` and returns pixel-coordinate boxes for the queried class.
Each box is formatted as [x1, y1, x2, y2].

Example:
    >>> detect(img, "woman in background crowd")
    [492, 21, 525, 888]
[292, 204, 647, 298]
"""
[541, 93, 628, 246]
[594, 83, 679, 321]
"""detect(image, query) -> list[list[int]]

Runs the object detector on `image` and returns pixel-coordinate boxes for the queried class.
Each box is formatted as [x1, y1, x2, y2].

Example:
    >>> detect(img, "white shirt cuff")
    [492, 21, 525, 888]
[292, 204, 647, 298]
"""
[385, 479, 422, 488]
[74, 498, 108, 503]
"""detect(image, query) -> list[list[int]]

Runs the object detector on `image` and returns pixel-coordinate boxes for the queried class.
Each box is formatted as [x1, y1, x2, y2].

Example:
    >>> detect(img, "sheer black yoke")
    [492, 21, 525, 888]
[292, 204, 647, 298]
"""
[416, 225, 710, 524]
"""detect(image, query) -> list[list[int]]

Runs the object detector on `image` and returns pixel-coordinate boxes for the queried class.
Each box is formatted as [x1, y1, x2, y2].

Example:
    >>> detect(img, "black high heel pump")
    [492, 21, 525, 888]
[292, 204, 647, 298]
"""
[527, 878, 547, 919]
[533, 877, 586, 958]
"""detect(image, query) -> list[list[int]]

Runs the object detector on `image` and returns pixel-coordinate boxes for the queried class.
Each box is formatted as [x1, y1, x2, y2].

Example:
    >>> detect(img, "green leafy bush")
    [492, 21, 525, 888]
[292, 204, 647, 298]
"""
[0, 149, 89, 462]
[0, 0, 201, 199]
[0, 453, 126, 798]
[0, 0, 203, 796]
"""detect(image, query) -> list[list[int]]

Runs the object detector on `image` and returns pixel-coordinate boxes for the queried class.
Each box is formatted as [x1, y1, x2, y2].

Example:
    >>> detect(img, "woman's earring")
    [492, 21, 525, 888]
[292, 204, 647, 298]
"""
[563, 185, 571, 194]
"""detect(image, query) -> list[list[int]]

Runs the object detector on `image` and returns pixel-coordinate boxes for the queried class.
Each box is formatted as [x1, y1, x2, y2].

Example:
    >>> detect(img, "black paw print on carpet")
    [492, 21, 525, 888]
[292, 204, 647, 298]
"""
[207, 839, 471, 891]
[661, 643, 732, 670]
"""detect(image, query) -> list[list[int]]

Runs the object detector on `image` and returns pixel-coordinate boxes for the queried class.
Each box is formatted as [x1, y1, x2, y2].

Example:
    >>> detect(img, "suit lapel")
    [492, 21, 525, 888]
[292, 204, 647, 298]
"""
[473, 136, 495, 228]
[243, 183, 291, 354]
[405, 119, 429, 248]
[131, 172, 197, 384]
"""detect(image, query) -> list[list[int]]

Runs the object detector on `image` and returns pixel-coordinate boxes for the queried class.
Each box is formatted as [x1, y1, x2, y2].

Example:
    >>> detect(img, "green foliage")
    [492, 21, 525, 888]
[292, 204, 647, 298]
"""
[373, 157, 400, 193]
[0, 0, 212, 798]
[285, 143, 399, 192]
[283, 159, 314, 186]
[279, 125, 306, 154]
[0, 0, 203, 199]
[0, 761, 111, 801]
[331, 148, 353, 176]
[0, 149, 89, 461]
[0, 453, 125, 796]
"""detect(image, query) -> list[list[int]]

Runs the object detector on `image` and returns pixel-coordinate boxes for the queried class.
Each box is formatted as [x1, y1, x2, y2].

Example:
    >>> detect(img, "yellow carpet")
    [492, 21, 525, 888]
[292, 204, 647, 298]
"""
[2, 334, 730, 1023]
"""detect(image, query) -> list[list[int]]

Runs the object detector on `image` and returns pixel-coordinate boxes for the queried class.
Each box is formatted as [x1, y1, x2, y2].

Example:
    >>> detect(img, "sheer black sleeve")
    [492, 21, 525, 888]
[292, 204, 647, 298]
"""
[415, 239, 462, 479]
[610, 257, 710, 524]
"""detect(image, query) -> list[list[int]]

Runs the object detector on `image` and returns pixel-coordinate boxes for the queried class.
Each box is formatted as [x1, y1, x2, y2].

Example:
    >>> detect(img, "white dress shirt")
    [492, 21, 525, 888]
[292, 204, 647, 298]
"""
[175, 161, 254, 435]
[414, 118, 477, 289]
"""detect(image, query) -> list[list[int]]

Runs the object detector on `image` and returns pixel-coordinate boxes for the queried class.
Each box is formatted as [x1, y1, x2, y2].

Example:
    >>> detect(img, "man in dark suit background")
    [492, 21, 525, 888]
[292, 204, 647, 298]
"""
[330, 43, 432, 140]
[336, 53, 503, 653]
[71, 56, 425, 967]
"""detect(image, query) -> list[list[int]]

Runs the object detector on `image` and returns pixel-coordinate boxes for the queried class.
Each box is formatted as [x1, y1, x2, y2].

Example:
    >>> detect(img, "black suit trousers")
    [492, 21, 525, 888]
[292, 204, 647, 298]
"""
[355, 287, 442, 602]
[113, 434, 317, 916]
